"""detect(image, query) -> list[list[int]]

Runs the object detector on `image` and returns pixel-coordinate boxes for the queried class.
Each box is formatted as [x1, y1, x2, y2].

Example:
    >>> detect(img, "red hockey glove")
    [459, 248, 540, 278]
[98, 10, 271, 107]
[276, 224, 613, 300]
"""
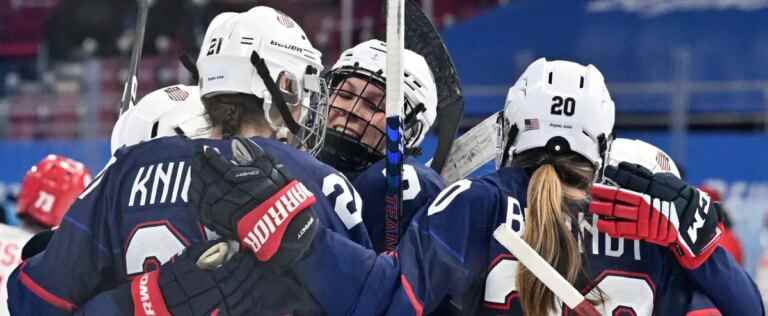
[590, 162, 722, 269]
[129, 240, 259, 316]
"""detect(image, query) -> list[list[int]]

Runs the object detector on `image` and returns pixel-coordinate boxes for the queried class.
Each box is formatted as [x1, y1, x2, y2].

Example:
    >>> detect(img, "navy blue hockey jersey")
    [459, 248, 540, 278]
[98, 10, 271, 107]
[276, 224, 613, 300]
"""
[353, 158, 445, 253]
[7, 136, 371, 315]
[292, 166, 763, 316]
[687, 291, 723, 316]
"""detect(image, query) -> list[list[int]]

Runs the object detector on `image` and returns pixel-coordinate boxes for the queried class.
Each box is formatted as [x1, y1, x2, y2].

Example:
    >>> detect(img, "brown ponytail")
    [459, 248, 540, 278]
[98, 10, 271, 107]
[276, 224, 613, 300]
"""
[202, 94, 266, 138]
[513, 150, 598, 316]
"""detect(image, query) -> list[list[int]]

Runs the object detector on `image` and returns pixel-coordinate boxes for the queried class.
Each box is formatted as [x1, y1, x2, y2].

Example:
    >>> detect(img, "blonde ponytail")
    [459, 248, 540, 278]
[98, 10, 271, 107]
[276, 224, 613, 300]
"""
[516, 164, 584, 316]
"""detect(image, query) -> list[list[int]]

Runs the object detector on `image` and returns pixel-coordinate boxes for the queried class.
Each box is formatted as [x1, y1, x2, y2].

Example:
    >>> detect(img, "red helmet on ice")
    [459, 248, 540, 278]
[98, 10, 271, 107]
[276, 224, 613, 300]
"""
[698, 185, 722, 203]
[17, 155, 92, 228]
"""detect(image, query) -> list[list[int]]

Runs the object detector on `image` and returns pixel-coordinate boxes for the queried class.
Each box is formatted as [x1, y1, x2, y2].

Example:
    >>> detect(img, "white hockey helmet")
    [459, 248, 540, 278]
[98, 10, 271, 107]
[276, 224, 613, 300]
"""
[197, 12, 238, 65]
[497, 58, 615, 169]
[110, 12, 239, 154]
[605, 138, 680, 178]
[197, 6, 328, 155]
[110, 85, 208, 154]
[329, 39, 437, 148]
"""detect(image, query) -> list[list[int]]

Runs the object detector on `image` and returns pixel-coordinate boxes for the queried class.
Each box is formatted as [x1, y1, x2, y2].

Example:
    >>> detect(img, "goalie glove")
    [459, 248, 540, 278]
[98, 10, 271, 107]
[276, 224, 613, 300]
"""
[129, 239, 260, 316]
[189, 137, 319, 269]
[590, 162, 723, 269]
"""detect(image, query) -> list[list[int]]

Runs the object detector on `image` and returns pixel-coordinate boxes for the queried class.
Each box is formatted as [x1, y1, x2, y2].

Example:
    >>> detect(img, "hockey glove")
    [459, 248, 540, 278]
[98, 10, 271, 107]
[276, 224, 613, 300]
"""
[190, 137, 319, 269]
[129, 239, 259, 316]
[590, 162, 723, 269]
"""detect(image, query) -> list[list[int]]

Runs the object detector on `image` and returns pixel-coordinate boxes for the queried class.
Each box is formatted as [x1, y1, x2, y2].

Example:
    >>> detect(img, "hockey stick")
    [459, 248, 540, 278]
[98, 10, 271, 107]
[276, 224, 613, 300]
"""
[384, 0, 406, 252]
[404, 0, 464, 174]
[119, 0, 152, 115]
[493, 225, 601, 316]
[438, 112, 499, 183]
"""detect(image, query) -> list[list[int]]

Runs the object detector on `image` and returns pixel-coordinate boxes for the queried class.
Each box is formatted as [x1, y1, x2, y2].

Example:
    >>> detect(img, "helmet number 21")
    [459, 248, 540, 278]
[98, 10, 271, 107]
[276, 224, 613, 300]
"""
[207, 38, 223, 56]
[551, 96, 576, 116]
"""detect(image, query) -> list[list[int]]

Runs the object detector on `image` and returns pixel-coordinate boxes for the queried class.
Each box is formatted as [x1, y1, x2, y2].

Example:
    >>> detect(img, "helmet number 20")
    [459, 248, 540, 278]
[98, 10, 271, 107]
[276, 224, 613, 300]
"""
[551, 96, 576, 116]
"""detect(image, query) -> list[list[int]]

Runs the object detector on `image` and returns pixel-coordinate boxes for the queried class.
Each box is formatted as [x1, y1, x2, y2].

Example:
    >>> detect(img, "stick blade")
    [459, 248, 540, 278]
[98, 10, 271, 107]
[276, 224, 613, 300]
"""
[404, 0, 464, 174]
[439, 112, 499, 183]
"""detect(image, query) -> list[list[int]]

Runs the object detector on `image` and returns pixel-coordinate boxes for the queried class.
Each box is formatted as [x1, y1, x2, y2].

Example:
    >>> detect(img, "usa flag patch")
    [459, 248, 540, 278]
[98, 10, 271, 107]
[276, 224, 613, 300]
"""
[276, 13, 295, 28]
[656, 151, 671, 172]
[164, 87, 189, 101]
[524, 119, 539, 131]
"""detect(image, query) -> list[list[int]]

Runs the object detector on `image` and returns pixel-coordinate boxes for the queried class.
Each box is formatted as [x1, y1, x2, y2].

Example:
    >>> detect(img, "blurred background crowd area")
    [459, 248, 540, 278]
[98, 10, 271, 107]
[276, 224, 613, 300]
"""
[1, 0, 768, 295]
[0, 0, 497, 138]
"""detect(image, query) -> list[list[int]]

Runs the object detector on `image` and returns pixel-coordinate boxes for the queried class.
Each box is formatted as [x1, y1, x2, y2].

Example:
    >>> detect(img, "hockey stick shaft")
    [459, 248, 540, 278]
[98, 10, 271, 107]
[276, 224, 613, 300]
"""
[493, 226, 600, 316]
[384, 0, 405, 251]
[119, 0, 151, 115]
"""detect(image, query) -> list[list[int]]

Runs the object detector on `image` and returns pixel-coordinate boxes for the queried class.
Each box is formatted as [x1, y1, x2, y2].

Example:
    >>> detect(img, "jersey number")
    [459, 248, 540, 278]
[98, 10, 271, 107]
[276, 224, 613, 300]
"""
[33, 191, 55, 213]
[551, 96, 576, 116]
[484, 257, 655, 315]
[125, 221, 188, 275]
[381, 164, 422, 201]
[428, 180, 471, 216]
[322, 173, 363, 230]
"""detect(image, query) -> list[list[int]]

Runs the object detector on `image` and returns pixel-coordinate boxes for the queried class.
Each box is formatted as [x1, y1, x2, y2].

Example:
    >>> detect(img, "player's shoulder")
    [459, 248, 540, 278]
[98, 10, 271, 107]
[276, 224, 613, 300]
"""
[114, 135, 198, 166]
[438, 167, 529, 210]
[404, 157, 443, 184]
[117, 136, 328, 174]
[101, 136, 219, 192]
[250, 137, 337, 176]
[469, 167, 527, 195]
[488, 166, 530, 202]
[355, 158, 443, 184]
[410, 160, 444, 189]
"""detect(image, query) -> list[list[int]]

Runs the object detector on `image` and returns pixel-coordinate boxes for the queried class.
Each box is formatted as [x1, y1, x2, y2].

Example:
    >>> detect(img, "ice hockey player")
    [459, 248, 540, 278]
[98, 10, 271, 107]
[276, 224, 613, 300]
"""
[604, 139, 759, 316]
[7, 7, 371, 315]
[0, 154, 90, 315]
[318, 39, 444, 252]
[202, 58, 763, 315]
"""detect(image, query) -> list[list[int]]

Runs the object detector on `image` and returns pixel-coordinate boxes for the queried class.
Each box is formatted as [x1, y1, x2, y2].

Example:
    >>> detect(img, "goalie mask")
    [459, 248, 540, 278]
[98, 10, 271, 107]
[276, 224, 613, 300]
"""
[497, 58, 615, 173]
[197, 7, 328, 156]
[319, 39, 437, 175]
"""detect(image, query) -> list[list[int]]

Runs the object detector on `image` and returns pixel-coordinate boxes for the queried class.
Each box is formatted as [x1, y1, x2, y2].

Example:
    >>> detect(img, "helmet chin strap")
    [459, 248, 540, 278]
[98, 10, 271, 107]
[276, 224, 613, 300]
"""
[249, 51, 301, 135]
[595, 132, 614, 183]
[275, 126, 291, 144]
[500, 124, 519, 168]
